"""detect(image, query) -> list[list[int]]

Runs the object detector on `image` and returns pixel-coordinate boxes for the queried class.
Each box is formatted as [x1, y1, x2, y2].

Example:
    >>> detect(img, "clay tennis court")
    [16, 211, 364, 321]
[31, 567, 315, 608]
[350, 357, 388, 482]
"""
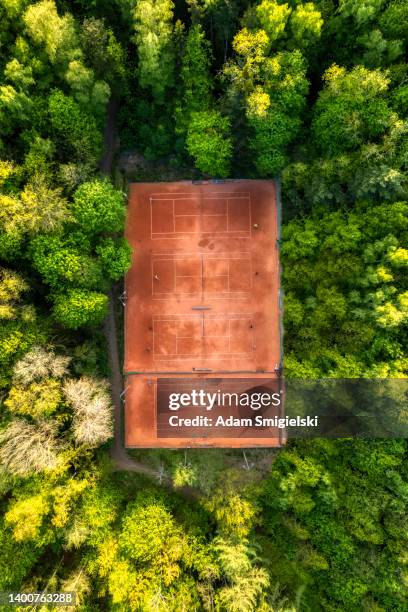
[124, 180, 283, 447]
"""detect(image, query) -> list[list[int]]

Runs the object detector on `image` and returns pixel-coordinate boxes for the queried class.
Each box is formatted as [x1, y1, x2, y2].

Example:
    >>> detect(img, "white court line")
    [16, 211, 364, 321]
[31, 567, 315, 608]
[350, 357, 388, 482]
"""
[154, 352, 254, 358]
[152, 252, 251, 258]
[152, 252, 251, 298]
[153, 291, 249, 302]
[152, 315, 254, 356]
[150, 196, 153, 241]
[152, 293, 249, 297]
[151, 255, 154, 297]
[151, 236, 250, 240]
[151, 230, 251, 234]
[152, 314, 254, 319]
[226, 199, 229, 232]
[152, 254, 251, 259]
[227, 261, 230, 293]
[150, 192, 250, 197]
[249, 194, 252, 238]
[203, 194, 250, 198]
[153, 326, 255, 355]
[176, 334, 232, 339]
[150, 194, 252, 236]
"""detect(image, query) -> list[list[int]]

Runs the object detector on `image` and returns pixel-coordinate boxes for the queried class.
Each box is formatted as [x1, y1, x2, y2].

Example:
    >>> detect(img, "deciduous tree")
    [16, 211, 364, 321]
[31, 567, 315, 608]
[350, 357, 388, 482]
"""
[72, 179, 126, 235]
[52, 289, 108, 329]
[0, 419, 61, 476]
[132, 0, 175, 99]
[312, 64, 395, 155]
[186, 110, 232, 176]
[63, 377, 113, 447]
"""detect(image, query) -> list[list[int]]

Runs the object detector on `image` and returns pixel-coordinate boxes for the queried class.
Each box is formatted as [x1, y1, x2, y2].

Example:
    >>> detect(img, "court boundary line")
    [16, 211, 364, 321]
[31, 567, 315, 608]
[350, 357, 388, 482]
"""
[150, 194, 252, 239]
[151, 252, 253, 299]
[152, 313, 255, 358]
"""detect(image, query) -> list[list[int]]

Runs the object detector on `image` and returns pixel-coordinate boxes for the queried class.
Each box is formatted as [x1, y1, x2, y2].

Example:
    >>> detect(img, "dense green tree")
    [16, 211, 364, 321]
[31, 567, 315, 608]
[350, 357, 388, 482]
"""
[0, 84, 32, 146]
[223, 21, 309, 176]
[175, 24, 212, 136]
[186, 109, 232, 176]
[79, 17, 126, 86]
[379, 0, 408, 47]
[259, 439, 408, 610]
[281, 200, 408, 377]
[88, 493, 210, 609]
[0, 519, 40, 590]
[48, 90, 102, 164]
[95, 237, 132, 282]
[64, 59, 110, 118]
[249, 110, 300, 176]
[29, 234, 104, 290]
[25, 177, 130, 329]
[132, 0, 175, 99]
[312, 64, 396, 155]
[256, 0, 291, 44]
[22, 135, 55, 176]
[52, 289, 108, 329]
[289, 2, 323, 51]
[247, 46, 308, 175]
[283, 117, 408, 212]
[20, 175, 70, 232]
[23, 0, 79, 66]
[72, 178, 126, 235]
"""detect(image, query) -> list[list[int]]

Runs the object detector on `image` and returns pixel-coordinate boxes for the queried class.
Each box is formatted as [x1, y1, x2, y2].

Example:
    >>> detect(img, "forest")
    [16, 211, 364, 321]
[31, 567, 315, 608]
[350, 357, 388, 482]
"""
[0, 0, 407, 610]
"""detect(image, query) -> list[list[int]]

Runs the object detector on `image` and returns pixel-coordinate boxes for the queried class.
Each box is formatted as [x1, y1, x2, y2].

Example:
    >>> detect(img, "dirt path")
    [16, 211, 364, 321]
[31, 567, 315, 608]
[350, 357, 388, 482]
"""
[103, 288, 160, 478]
[100, 99, 164, 480]
[100, 99, 118, 175]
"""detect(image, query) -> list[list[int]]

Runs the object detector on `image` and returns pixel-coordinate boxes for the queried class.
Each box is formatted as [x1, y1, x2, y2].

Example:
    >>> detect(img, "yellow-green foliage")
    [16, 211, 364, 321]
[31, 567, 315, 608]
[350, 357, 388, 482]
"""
[5, 378, 62, 418]
[0, 1, 406, 610]
[5, 494, 50, 542]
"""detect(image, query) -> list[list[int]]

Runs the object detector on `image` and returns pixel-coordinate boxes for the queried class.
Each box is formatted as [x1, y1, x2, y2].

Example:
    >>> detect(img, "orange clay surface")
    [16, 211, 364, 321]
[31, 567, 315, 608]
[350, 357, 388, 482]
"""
[124, 180, 283, 447]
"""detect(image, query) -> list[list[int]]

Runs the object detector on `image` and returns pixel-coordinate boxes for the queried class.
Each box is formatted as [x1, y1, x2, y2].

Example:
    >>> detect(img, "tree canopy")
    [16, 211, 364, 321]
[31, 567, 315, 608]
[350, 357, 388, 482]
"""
[0, 0, 407, 610]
